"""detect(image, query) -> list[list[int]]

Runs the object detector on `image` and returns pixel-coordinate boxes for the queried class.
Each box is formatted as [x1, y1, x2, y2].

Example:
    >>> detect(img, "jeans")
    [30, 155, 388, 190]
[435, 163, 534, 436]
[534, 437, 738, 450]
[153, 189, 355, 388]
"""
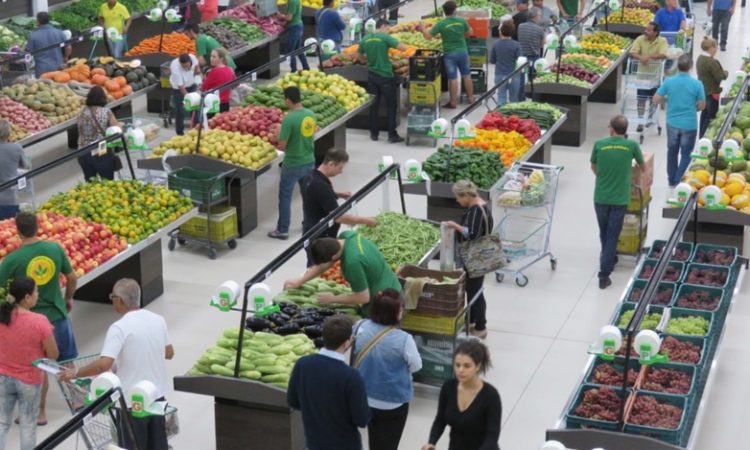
[0, 375, 42, 450]
[711, 9, 731, 46]
[494, 71, 520, 106]
[700, 95, 719, 138]
[52, 317, 79, 361]
[594, 203, 627, 280]
[110, 37, 127, 59]
[666, 125, 698, 186]
[286, 24, 309, 72]
[443, 52, 471, 80]
[276, 162, 314, 233]
[172, 84, 197, 135]
[0, 205, 20, 221]
[368, 403, 409, 450]
[466, 274, 487, 331]
[77, 153, 117, 181]
[367, 72, 398, 139]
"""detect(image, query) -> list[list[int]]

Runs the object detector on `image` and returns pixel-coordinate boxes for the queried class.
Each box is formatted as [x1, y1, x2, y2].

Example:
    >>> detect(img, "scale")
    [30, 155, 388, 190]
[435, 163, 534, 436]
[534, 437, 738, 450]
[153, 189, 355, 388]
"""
[668, 182, 694, 206]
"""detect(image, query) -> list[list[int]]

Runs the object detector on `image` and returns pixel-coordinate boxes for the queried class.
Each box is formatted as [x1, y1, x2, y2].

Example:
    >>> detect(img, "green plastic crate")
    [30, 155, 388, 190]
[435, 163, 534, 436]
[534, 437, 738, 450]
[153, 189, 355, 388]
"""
[565, 384, 631, 431]
[179, 206, 238, 242]
[585, 357, 641, 388]
[648, 240, 694, 262]
[681, 263, 731, 289]
[167, 167, 226, 203]
[411, 333, 461, 384]
[671, 284, 725, 314]
[637, 258, 684, 284]
[625, 392, 688, 446]
[691, 243, 738, 267]
[624, 279, 676, 306]
[613, 303, 665, 331]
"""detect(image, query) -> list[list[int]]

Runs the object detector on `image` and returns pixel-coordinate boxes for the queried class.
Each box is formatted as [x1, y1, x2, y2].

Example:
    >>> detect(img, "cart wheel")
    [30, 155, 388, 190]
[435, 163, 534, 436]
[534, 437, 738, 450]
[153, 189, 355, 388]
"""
[550, 257, 557, 270]
[167, 238, 176, 251]
[639, 135, 644, 144]
[515, 274, 529, 287]
[208, 248, 218, 260]
[227, 239, 238, 249]
[495, 272, 505, 283]
[657, 126, 662, 136]
[177, 238, 186, 246]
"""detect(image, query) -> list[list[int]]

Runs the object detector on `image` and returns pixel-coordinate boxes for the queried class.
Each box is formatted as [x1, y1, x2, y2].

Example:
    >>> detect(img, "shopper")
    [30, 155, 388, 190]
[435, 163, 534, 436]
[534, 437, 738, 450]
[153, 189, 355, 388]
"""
[512, 0, 530, 41]
[184, 24, 237, 70]
[377, 0, 400, 22]
[25, 12, 71, 78]
[287, 315, 370, 450]
[654, 0, 687, 32]
[0, 211, 78, 426]
[352, 288, 422, 450]
[556, 0, 584, 22]
[169, 53, 200, 136]
[197, 0, 219, 22]
[532, 0, 557, 29]
[358, 19, 408, 143]
[201, 48, 237, 114]
[268, 86, 316, 240]
[442, 180, 492, 339]
[316, 0, 347, 53]
[0, 120, 29, 220]
[422, 341, 501, 450]
[284, 232, 402, 316]
[59, 278, 174, 450]
[490, 21, 521, 105]
[420, 1, 475, 109]
[284, 0, 310, 72]
[707, 0, 736, 51]
[76, 86, 120, 181]
[654, 54, 705, 187]
[697, 37, 727, 138]
[99, 0, 131, 58]
[590, 115, 645, 289]
[218, 0, 230, 12]
[517, 7, 545, 100]
[0, 277, 59, 450]
[629, 22, 668, 132]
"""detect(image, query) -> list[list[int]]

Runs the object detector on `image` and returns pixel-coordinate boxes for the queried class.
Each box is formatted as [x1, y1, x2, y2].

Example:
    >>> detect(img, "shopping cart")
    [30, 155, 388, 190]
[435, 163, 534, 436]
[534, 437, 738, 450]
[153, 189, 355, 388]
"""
[621, 59, 665, 144]
[490, 162, 563, 287]
[662, 26, 694, 62]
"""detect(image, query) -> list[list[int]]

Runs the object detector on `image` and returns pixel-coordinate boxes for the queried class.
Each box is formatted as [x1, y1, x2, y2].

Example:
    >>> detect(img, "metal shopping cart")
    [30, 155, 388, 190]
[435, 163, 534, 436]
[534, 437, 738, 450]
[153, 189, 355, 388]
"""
[490, 162, 563, 287]
[621, 59, 665, 144]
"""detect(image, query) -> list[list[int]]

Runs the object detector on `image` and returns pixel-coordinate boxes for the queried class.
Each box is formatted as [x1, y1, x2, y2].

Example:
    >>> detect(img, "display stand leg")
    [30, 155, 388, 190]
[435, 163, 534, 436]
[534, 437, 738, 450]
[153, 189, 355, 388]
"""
[681, 221, 745, 249]
[214, 399, 305, 450]
[588, 66, 622, 104]
[74, 239, 164, 306]
[229, 177, 258, 237]
[314, 123, 347, 165]
[236, 40, 281, 79]
[536, 93, 588, 146]
[527, 139, 552, 165]
[147, 87, 171, 114]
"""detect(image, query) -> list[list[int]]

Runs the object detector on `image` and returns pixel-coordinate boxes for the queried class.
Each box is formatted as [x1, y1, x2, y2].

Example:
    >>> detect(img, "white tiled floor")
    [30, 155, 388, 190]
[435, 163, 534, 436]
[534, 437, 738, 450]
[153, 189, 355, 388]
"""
[6, 1, 750, 448]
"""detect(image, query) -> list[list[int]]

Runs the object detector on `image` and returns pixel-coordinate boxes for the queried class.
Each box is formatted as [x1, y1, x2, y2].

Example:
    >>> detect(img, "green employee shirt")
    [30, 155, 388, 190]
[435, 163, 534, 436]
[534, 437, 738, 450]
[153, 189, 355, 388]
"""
[590, 136, 645, 206]
[559, 0, 581, 16]
[430, 16, 469, 54]
[279, 107, 316, 167]
[358, 32, 399, 78]
[338, 230, 401, 317]
[287, 0, 303, 26]
[0, 241, 73, 323]
[196, 34, 236, 69]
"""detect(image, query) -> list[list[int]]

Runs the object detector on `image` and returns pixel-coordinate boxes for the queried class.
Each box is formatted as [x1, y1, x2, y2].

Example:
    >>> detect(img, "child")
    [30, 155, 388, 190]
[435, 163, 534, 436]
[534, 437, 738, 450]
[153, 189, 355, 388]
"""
[489, 21, 521, 105]
[696, 37, 727, 138]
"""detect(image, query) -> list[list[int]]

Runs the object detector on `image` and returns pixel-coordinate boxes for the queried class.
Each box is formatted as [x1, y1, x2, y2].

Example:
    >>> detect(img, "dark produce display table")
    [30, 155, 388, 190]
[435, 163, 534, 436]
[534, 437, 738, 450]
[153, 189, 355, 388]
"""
[661, 207, 750, 249]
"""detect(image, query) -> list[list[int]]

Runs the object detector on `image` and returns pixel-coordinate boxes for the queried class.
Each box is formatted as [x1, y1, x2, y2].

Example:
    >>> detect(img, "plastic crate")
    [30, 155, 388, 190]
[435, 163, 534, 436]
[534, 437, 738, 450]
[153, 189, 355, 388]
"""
[636, 258, 684, 284]
[585, 357, 641, 389]
[409, 77, 441, 105]
[617, 225, 647, 254]
[613, 302, 665, 331]
[648, 240, 694, 262]
[681, 263, 731, 289]
[469, 54, 488, 67]
[406, 106, 438, 135]
[409, 49, 442, 82]
[179, 206, 238, 242]
[167, 167, 226, 203]
[624, 279, 676, 306]
[691, 243, 738, 267]
[671, 284, 725, 314]
[466, 17, 491, 38]
[639, 362, 696, 399]
[470, 69, 486, 93]
[401, 310, 465, 335]
[398, 265, 466, 316]
[411, 333, 462, 384]
[160, 61, 172, 89]
[565, 384, 631, 431]
[658, 334, 706, 370]
[624, 392, 688, 446]
[664, 308, 714, 342]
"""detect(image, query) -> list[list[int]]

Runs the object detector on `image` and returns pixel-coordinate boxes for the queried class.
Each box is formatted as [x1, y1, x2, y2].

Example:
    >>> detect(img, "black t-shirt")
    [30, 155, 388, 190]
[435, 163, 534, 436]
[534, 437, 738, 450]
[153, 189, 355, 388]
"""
[512, 10, 529, 41]
[301, 169, 340, 238]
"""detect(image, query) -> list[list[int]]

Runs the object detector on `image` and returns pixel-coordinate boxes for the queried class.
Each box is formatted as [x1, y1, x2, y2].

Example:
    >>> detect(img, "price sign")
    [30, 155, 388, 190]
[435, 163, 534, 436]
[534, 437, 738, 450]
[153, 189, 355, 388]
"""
[251, 72, 257, 81]
[17, 177, 26, 190]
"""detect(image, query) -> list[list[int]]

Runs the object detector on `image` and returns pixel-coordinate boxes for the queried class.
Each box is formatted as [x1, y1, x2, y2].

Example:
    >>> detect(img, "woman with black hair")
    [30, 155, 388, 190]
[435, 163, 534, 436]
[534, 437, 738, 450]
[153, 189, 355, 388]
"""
[352, 288, 422, 450]
[76, 85, 120, 181]
[0, 277, 59, 449]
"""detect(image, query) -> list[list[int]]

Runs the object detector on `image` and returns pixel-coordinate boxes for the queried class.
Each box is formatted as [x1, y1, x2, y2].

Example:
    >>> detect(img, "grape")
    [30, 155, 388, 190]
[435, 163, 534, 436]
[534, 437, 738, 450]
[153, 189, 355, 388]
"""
[641, 367, 693, 394]
[588, 363, 638, 387]
[660, 336, 702, 364]
[684, 268, 727, 287]
[572, 387, 623, 422]
[676, 289, 721, 311]
[617, 310, 662, 330]
[639, 264, 681, 282]
[629, 286, 673, 305]
[666, 316, 709, 336]
[651, 243, 691, 261]
[694, 249, 735, 266]
[627, 395, 683, 429]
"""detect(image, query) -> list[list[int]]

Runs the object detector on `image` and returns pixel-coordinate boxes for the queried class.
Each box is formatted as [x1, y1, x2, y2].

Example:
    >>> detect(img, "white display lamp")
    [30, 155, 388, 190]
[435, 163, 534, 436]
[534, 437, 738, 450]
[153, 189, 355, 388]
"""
[146, 7, 164, 22]
[668, 182, 694, 206]
[183, 92, 201, 112]
[700, 185, 725, 209]
[608, 0, 621, 11]
[563, 35, 579, 51]
[320, 39, 336, 56]
[203, 93, 220, 115]
[534, 58, 550, 74]
[248, 283, 279, 316]
[453, 118, 473, 140]
[349, 17, 363, 41]
[634, 330, 666, 364]
[90, 26, 104, 41]
[125, 127, 147, 150]
[404, 159, 425, 182]
[539, 441, 567, 450]
[588, 325, 622, 360]
[429, 118, 449, 138]
[62, 29, 72, 40]
[544, 33, 559, 50]
[734, 70, 747, 84]
[164, 8, 182, 23]
[691, 137, 712, 159]
[721, 139, 743, 161]
[364, 18, 377, 33]
[157, 0, 169, 10]
[304, 37, 318, 56]
[210, 280, 241, 311]
[105, 126, 123, 148]
[516, 56, 528, 73]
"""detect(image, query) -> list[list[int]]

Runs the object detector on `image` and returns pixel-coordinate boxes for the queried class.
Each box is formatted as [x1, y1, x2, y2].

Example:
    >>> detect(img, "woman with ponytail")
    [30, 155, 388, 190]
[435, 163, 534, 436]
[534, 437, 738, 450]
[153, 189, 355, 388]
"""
[0, 277, 58, 450]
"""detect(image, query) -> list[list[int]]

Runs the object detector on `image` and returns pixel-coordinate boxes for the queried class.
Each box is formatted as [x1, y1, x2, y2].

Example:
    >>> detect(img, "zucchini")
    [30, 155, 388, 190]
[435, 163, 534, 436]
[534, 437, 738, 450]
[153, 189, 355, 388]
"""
[255, 365, 288, 375]
[261, 373, 290, 383]
[210, 364, 236, 377]
[240, 370, 262, 380]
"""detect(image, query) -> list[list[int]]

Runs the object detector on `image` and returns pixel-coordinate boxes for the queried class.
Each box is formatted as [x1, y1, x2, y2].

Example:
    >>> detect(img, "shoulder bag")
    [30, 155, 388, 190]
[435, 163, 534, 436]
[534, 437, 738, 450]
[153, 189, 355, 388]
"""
[350, 321, 395, 368]
[458, 205, 505, 278]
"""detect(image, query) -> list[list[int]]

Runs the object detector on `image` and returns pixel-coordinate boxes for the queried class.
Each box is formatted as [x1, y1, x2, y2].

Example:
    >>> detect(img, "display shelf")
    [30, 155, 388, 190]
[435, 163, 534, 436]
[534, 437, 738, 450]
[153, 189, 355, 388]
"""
[662, 204, 750, 249]
[605, 23, 648, 40]
[314, 97, 374, 139]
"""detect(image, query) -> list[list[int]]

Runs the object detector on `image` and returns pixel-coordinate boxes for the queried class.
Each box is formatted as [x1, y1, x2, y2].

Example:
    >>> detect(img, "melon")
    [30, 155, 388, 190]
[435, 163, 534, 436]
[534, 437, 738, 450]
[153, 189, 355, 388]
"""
[730, 132, 745, 143]
[720, 193, 731, 206]
[709, 157, 729, 171]
[731, 194, 750, 209]
[724, 182, 745, 196]
[734, 115, 750, 130]
[731, 160, 748, 172]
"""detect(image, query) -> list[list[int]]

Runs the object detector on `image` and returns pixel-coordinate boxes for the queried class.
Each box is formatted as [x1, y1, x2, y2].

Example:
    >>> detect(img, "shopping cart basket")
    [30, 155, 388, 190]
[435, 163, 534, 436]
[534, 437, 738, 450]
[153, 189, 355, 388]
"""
[621, 58, 665, 143]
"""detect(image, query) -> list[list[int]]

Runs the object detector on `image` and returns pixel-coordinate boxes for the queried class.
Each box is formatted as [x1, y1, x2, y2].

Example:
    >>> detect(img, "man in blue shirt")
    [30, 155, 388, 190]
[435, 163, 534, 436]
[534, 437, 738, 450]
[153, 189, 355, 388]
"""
[25, 12, 71, 78]
[654, 55, 706, 187]
[315, 0, 347, 54]
[654, 0, 686, 33]
[707, 0, 736, 51]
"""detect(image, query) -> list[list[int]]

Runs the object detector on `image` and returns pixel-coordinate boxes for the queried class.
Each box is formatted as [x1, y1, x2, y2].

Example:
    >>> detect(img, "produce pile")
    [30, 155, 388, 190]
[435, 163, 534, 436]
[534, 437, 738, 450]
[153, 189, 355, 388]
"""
[638, 263, 682, 282]
[588, 363, 638, 387]
[703, 101, 750, 142]
[0, 24, 24, 51]
[458, 0, 508, 18]
[578, 42, 620, 59]
[624, 0, 661, 12]
[496, 102, 562, 129]
[321, 261, 348, 286]
[274, 70, 368, 111]
[125, 32, 195, 57]
[495, 168, 547, 207]
[680, 167, 750, 213]
[268, 280, 361, 320]
[603, 8, 654, 26]
[665, 315, 710, 336]
[627, 395, 683, 429]
[641, 367, 693, 394]
[676, 289, 721, 311]
[560, 54, 609, 73]
[0, 97, 52, 134]
[693, 247, 736, 266]
[41, 180, 194, 244]
[51, 0, 152, 31]
[550, 63, 600, 84]
[245, 85, 347, 128]
[9, 124, 28, 142]
[357, 212, 441, 272]
[683, 267, 727, 287]
[391, 32, 442, 50]
[190, 328, 317, 389]
[580, 31, 632, 50]
[389, 18, 440, 33]
[43, 59, 156, 99]
[208, 105, 284, 147]
[651, 242, 691, 261]
[208, 18, 265, 44]
[0, 211, 127, 277]
[572, 387, 622, 422]
[476, 112, 542, 143]
[152, 129, 279, 170]
[660, 336, 701, 364]
[628, 285, 673, 305]
[535, 73, 592, 89]
[455, 129, 532, 168]
[199, 23, 246, 50]
[617, 310, 662, 330]
[219, 3, 286, 35]
[1, 80, 84, 124]
[422, 146, 506, 189]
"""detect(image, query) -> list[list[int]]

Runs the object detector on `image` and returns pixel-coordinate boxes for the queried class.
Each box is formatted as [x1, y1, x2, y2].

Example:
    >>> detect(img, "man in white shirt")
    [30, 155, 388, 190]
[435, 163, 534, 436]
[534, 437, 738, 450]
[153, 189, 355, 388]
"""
[59, 278, 174, 450]
[169, 53, 200, 135]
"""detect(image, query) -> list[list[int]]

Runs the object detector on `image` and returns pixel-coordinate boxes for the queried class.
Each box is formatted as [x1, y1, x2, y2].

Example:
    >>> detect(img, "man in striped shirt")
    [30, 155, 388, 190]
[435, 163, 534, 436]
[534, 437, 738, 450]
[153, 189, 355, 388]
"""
[517, 8, 545, 100]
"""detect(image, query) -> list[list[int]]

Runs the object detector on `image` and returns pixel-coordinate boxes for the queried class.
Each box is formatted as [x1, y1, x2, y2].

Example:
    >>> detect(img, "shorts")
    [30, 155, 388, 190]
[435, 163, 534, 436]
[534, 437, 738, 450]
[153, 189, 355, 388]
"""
[52, 317, 78, 362]
[443, 52, 471, 80]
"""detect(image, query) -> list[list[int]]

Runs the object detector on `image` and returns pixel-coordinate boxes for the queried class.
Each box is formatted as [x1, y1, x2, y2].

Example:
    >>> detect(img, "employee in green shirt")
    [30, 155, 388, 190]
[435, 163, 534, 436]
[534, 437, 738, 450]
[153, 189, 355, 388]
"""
[358, 19, 408, 143]
[420, 1, 475, 108]
[0, 211, 78, 425]
[285, 0, 310, 72]
[284, 231, 401, 316]
[556, 0, 584, 21]
[590, 115, 645, 290]
[184, 24, 237, 70]
[268, 86, 317, 240]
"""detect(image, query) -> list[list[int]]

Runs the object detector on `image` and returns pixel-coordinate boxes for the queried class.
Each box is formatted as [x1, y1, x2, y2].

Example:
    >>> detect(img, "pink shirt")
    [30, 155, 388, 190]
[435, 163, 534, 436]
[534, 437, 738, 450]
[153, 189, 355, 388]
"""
[197, 0, 219, 22]
[0, 310, 53, 385]
[202, 65, 236, 104]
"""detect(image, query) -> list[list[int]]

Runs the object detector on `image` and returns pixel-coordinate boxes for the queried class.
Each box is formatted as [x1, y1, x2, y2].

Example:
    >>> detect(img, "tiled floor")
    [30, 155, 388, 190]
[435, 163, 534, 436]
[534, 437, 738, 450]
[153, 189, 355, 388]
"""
[6, 1, 750, 449]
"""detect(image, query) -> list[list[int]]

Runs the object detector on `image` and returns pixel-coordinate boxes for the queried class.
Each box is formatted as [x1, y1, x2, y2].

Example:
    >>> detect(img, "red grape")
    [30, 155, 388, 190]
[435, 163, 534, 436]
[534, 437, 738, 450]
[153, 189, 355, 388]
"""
[660, 336, 702, 364]
[641, 367, 693, 394]
[629, 286, 673, 305]
[676, 289, 721, 310]
[684, 268, 727, 287]
[627, 394, 683, 429]
[588, 363, 638, 387]
[694, 249, 735, 266]
[572, 387, 623, 422]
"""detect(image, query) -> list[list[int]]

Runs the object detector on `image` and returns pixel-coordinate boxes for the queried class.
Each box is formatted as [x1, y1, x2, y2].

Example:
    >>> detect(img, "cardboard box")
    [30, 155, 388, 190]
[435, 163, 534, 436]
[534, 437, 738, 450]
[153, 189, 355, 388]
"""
[632, 152, 654, 191]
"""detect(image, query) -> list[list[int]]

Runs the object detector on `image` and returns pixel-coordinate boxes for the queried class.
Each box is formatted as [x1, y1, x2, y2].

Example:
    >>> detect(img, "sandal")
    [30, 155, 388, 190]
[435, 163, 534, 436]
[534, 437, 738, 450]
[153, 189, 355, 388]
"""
[442, 102, 457, 109]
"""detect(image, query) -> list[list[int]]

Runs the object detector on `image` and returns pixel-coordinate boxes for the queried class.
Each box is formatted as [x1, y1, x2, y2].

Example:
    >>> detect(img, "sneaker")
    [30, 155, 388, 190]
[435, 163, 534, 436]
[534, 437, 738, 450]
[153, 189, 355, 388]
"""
[613, 256, 619, 266]
[599, 277, 612, 290]
[370, 135, 379, 141]
[267, 230, 289, 240]
[720, 45, 727, 51]
[388, 135, 405, 144]
[636, 125, 644, 133]
[470, 329, 488, 339]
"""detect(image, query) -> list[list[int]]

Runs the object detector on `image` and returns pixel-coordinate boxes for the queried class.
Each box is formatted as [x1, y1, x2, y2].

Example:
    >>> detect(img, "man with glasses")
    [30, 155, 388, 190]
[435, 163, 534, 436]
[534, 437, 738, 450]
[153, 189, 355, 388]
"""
[59, 278, 174, 450]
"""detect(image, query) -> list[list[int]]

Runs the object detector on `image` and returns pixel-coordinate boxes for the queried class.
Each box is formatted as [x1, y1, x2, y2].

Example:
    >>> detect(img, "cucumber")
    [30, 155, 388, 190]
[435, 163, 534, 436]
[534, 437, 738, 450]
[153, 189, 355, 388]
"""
[223, 327, 242, 340]
[240, 370, 262, 380]
[208, 346, 236, 358]
[261, 373, 290, 383]
[249, 356, 278, 367]
[217, 337, 238, 350]
[210, 364, 236, 377]
[255, 365, 288, 375]
[271, 344, 293, 355]
[253, 332, 284, 344]
[195, 363, 212, 374]
[270, 381, 289, 390]
[292, 343, 314, 355]
[224, 358, 254, 372]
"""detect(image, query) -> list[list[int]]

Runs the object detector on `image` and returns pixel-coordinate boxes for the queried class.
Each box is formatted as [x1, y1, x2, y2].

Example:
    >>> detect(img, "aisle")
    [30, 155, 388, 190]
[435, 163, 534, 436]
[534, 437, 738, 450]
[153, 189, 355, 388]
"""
[8, 1, 750, 449]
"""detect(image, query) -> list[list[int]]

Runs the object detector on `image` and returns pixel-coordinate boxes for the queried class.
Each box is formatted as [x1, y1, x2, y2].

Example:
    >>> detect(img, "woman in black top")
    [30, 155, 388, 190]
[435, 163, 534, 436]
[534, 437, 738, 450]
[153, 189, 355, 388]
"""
[422, 341, 502, 450]
[443, 180, 493, 339]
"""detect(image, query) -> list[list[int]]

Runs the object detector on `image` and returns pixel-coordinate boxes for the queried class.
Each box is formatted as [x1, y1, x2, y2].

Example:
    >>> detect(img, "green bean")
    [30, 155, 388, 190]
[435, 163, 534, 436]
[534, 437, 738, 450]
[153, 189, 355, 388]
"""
[358, 212, 441, 269]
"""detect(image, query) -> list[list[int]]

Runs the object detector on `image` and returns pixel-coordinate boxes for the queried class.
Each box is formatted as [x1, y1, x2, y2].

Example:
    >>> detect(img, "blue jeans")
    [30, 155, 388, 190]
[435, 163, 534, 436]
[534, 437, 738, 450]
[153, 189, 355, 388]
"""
[276, 162, 314, 233]
[110, 37, 127, 59]
[594, 203, 627, 280]
[443, 51, 470, 80]
[711, 9, 731, 46]
[494, 71, 520, 106]
[0, 205, 20, 221]
[0, 375, 42, 450]
[666, 125, 697, 186]
[286, 24, 309, 72]
[52, 317, 78, 361]
[171, 84, 197, 135]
